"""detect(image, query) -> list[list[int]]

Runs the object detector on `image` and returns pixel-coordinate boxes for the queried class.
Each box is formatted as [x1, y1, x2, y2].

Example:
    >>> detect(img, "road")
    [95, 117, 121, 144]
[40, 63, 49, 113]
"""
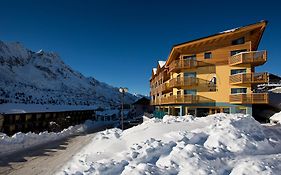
[0, 125, 112, 175]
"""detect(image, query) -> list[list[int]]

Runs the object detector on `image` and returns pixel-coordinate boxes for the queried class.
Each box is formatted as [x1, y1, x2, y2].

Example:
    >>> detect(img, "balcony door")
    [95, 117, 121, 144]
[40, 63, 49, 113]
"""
[230, 49, 247, 56]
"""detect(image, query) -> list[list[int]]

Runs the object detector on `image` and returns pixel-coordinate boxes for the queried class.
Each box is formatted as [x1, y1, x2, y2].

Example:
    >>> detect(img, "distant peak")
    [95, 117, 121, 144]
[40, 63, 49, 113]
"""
[37, 49, 44, 54]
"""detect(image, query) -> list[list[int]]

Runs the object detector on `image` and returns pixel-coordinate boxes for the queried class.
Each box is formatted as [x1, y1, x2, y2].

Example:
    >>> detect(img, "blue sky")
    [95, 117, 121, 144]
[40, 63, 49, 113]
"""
[0, 0, 280, 95]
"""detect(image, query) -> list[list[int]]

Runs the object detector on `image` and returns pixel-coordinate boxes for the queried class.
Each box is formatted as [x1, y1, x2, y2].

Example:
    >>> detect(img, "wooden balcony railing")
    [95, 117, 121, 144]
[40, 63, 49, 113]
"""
[229, 50, 267, 66]
[159, 82, 171, 93]
[229, 93, 268, 104]
[229, 72, 268, 84]
[169, 59, 211, 72]
[169, 77, 198, 88]
[160, 95, 214, 105]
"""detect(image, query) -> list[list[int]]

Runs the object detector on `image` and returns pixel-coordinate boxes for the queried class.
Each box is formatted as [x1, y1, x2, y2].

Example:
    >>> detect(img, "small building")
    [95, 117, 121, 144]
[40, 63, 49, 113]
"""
[0, 109, 96, 135]
[131, 97, 154, 118]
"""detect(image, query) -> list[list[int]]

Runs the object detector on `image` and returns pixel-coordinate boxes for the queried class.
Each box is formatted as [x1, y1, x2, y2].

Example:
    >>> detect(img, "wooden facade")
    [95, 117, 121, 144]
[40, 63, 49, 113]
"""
[0, 110, 96, 135]
[150, 21, 269, 117]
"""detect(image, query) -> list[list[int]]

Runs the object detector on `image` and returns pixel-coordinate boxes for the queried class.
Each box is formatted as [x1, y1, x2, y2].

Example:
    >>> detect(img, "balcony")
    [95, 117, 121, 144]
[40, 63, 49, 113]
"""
[159, 82, 172, 93]
[229, 51, 267, 66]
[229, 93, 268, 104]
[169, 77, 198, 88]
[169, 59, 211, 73]
[229, 72, 268, 85]
[161, 95, 214, 105]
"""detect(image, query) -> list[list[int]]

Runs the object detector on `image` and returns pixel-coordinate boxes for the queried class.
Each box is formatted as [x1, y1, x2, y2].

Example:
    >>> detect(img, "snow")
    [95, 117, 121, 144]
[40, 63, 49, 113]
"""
[270, 111, 281, 124]
[270, 86, 281, 93]
[0, 120, 115, 156]
[153, 68, 157, 75]
[158, 61, 166, 68]
[219, 27, 240, 34]
[58, 113, 281, 175]
[0, 103, 98, 114]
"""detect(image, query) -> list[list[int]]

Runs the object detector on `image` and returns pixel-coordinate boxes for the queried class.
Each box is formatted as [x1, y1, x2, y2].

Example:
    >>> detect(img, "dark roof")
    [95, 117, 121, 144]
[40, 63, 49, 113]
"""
[269, 73, 281, 82]
[133, 97, 150, 105]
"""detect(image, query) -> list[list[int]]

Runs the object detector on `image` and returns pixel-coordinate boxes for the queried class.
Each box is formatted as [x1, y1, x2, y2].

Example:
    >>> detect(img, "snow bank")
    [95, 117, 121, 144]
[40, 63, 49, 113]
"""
[270, 111, 281, 124]
[58, 113, 281, 175]
[0, 120, 114, 156]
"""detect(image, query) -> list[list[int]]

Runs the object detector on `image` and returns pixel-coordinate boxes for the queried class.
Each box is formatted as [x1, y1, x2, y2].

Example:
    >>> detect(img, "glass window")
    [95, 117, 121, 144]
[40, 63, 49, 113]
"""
[232, 37, 245, 45]
[184, 89, 197, 95]
[183, 55, 196, 60]
[231, 88, 247, 94]
[184, 72, 196, 77]
[230, 49, 247, 56]
[231, 69, 246, 75]
[236, 107, 246, 114]
[223, 108, 230, 114]
[204, 52, 212, 59]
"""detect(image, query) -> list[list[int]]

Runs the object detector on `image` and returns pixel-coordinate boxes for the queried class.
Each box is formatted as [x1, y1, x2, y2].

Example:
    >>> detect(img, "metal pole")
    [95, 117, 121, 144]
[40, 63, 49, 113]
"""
[121, 91, 124, 130]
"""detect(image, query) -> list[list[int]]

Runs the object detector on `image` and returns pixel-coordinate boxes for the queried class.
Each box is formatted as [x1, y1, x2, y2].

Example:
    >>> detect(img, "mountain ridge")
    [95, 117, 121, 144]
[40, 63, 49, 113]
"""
[0, 40, 138, 110]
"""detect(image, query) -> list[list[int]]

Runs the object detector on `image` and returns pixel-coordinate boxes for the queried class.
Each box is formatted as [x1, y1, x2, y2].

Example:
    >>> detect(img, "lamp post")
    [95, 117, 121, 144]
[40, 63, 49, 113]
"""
[119, 87, 128, 130]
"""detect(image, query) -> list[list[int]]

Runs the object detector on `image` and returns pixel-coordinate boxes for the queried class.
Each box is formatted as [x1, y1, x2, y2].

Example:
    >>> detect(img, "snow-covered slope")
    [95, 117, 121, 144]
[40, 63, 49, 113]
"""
[0, 40, 137, 111]
[58, 114, 281, 175]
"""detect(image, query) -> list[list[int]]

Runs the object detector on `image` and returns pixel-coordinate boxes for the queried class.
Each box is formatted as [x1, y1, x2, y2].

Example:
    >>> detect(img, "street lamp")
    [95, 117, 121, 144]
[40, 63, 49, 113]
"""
[119, 87, 128, 130]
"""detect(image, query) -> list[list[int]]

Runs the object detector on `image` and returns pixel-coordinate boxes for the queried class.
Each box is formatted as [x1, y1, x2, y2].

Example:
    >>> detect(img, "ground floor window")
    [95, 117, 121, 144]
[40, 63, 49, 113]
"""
[236, 107, 246, 114]
[223, 108, 230, 114]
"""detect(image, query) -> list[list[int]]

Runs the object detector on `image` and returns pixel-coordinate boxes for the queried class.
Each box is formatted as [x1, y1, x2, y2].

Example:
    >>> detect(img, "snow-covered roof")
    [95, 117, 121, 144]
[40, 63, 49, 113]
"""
[158, 61, 166, 68]
[153, 68, 157, 75]
[0, 103, 97, 114]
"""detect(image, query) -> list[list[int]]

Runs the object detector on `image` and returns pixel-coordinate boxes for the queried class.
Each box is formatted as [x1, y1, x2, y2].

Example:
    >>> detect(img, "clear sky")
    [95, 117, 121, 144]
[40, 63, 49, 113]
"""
[0, 0, 280, 95]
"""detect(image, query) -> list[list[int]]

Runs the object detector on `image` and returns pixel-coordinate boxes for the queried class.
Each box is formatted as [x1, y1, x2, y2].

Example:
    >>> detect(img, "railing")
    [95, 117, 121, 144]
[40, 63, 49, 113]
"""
[229, 72, 268, 84]
[229, 50, 267, 66]
[169, 59, 211, 72]
[229, 93, 268, 104]
[161, 95, 214, 105]
[169, 77, 198, 88]
[159, 82, 171, 92]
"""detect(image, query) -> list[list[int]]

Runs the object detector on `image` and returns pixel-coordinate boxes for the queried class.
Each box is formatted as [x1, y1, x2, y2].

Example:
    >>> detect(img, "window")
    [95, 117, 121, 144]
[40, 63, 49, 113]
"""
[230, 49, 247, 56]
[183, 55, 196, 60]
[236, 107, 246, 114]
[184, 89, 197, 95]
[223, 108, 230, 114]
[231, 69, 246, 75]
[184, 72, 196, 77]
[204, 52, 212, 59]
[231, 88, 247, 94]
[232, 37, 245, 45]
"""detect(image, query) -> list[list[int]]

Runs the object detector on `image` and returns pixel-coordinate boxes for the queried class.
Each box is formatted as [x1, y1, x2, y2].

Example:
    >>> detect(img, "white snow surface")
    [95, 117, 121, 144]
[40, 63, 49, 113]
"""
[0, 120, 114, 156]
[58, 113, 281, 175]
[219, 27, 240, 34]
[152, 68, 157, 75]
[270, 111, 281, 124]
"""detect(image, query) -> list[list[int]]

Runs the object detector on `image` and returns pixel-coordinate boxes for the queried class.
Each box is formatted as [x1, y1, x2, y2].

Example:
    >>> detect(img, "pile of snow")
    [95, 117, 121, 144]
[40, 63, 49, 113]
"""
[58, 113, 281, 175]
[0, 120, 114, 156]
[270, 111, 281, 124]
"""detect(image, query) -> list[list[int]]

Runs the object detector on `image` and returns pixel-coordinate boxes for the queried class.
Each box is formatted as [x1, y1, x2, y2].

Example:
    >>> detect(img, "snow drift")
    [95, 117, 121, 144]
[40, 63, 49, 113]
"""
[58, 113, 281, 175]
[0, 120, 114, 156]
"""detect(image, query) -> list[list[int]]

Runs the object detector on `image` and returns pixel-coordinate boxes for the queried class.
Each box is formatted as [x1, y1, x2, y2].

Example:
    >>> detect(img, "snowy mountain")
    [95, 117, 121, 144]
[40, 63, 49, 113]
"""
[0, 40, 137, 110]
